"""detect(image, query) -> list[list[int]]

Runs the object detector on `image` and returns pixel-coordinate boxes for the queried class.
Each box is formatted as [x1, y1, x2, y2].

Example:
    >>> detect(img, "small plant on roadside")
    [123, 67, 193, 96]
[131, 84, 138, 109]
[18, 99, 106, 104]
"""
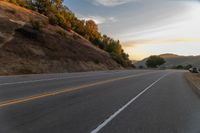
[49, 15, 58, 25]
[94, 59, 100, 64]
[5, 8, 16, 14]
[30, 19, 43, 31]
[56, 27, 66, 36]
[17, 67, 33, 74]
[9, 0, 17, 4]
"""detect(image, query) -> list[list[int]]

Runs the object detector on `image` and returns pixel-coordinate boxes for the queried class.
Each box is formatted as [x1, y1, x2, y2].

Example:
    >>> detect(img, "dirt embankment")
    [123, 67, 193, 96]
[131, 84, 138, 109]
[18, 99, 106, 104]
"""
[0, 1, 122, 75]
[185, 73, 200, 96]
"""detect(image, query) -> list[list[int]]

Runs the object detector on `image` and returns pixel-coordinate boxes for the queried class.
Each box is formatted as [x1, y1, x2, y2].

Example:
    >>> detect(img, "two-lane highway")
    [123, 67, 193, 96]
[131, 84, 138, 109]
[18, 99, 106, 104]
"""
[0, 70, 200, 133]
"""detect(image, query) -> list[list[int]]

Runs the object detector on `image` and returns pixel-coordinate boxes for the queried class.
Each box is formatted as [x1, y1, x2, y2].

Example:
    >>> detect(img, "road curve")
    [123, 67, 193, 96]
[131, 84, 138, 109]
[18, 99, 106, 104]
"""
[0, 70, 200, 133]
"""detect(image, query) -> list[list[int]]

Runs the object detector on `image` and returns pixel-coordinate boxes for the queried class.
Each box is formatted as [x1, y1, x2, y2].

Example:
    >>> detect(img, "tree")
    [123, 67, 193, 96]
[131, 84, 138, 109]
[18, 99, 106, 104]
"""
[85, 20, 101, 41]
[184, 64, 192, 70]
[74, 20, 86, 36]
[34, 0, 51, 15]
[105, 40, 122, 55]
[146, 56, 166, 68]
[52, 0, 63, 10]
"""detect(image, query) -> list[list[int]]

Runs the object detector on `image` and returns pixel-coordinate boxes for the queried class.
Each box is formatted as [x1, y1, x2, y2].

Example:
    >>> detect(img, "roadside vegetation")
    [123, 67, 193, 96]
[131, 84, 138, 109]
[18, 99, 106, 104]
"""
[185, 72, 200, 96]
[171, 64, 193, 70]
[6, 0, 131, 67]
[146, 56, 166, 68]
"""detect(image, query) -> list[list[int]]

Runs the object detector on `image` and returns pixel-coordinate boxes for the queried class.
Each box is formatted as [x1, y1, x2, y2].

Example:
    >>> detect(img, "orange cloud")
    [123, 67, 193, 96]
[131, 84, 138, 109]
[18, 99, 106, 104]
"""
[123, 38, 200, 46]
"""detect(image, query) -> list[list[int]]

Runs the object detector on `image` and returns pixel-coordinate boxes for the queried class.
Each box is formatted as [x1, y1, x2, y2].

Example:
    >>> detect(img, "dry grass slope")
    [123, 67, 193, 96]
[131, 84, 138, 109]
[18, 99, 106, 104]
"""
[0, 1, 121, 75]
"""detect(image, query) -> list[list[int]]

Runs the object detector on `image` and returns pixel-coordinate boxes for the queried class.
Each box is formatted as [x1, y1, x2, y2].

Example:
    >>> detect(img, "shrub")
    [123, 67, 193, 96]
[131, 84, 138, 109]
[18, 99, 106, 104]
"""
[30, 19, 43, 31]
[61, 21, 71, 31]
[55, 13, 65, 25]
[72, 34, 81, 40]
[56, 27, 66, 36]
[49, 15, 58, 25]
[17, 67, 33, 74]
[184, 64, 193, 70]
[15, 26, 38, 40]
[175, 65, 184, 69]
[146, 56, 166, 68]
[9, 0, 17, 4]
[54, 13, 71, 31]
[18, 0, 26, 7]
[94, 59, 100, 64]
[5, 8, 16, 14]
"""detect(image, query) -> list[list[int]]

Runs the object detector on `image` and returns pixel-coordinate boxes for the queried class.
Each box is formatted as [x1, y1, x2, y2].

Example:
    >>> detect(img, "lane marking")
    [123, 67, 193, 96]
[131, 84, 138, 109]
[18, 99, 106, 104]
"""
[90, 73, 169, 133]
[0, 70, 147, 86]
[0, 72, 159, 108]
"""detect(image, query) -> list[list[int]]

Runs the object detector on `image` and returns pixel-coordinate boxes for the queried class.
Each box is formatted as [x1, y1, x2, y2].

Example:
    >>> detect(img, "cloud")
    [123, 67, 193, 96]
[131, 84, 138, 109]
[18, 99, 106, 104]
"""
[80, 16, 106, 24]
[93, 0, 133, 6]
[92, 0, 198, 7]
[108, 17, 118, 22]
[79, 15, 117, 24]
[123, 38, 200, 48]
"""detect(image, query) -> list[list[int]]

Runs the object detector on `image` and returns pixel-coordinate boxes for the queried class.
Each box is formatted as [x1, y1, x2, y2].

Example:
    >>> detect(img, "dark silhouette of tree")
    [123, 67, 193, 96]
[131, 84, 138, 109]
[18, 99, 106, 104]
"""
[52, 0, 63, 10]
[184, 64, 192, 70]
[146, 56, 166, 68]
[34, 0, 51, 15]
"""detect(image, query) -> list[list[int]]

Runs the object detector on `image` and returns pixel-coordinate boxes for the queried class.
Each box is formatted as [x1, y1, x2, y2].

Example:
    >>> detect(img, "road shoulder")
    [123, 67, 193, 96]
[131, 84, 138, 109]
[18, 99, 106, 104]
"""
[185, 72, 200, 96]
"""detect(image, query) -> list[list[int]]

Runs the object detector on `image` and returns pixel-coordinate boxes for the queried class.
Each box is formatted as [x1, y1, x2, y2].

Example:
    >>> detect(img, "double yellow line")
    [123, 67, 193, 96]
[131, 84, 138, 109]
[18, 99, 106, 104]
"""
[0, 71, 158, 108]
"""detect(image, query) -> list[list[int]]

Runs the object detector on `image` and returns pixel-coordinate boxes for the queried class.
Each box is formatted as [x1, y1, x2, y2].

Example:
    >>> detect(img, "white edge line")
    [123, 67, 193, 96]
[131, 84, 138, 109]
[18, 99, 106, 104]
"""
[90, 73, 169, 133]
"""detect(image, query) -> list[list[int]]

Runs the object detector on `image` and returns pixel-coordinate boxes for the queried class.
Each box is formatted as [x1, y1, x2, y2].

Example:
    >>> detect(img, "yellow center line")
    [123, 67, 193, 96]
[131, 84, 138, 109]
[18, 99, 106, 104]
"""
[0, 71, 159, 108]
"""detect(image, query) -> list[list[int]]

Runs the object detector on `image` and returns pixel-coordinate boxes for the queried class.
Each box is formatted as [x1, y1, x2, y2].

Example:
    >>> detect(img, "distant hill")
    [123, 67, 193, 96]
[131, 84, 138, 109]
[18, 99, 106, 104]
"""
[135, 53, 200, 68]
[0, 1, 122, 75]
[159, 53, 179, 59]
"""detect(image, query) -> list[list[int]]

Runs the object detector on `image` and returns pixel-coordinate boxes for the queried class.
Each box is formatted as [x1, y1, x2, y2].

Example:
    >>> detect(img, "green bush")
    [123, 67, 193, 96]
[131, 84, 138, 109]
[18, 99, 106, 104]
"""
[54, 13, 71, 31]
[94, 59, 100, 64]
[61, 21, 71, 31]
[9, 0, 17, 4]
[56, 27, 66, 36]
[17, 67, 33, 74]
[56, 13, 65, 25]
[5, 8, 16, 14]
[49, 15, 58, 25]
[30, 19, 43, 31]
[146, 56, 166, 68]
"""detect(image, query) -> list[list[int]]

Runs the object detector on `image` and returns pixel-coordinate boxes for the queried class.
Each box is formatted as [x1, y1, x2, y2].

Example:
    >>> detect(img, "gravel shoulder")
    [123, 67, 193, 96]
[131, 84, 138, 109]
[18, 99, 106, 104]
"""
[185, 72, 200, 96]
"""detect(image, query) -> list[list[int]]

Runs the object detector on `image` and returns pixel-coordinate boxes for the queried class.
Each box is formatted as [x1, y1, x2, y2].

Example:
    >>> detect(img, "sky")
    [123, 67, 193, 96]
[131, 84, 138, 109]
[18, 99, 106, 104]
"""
[65, 0, 200, 60]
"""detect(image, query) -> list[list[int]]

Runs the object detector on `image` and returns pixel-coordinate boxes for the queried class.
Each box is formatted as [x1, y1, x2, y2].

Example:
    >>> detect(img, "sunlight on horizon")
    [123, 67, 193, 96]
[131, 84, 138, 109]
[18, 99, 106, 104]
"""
[122, 1, 200, 60]
[66, 0, 200, 61]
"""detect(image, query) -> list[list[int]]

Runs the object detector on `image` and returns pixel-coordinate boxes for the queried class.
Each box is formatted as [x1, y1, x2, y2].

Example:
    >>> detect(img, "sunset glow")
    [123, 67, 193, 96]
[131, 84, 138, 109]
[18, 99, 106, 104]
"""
[66, 0, 200, 60]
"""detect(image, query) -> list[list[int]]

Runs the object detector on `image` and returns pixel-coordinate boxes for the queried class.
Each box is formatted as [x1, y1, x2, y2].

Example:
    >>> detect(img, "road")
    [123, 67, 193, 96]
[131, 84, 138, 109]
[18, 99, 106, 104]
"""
[0, 70, 200, 133]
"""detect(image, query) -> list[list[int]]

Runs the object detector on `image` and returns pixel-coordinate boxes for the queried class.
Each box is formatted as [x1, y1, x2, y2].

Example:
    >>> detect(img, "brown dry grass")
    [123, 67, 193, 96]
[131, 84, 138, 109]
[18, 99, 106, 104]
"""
[0, 1, 47, 21]
[0, 1, 121, 75]
[185, 73, 200, 96]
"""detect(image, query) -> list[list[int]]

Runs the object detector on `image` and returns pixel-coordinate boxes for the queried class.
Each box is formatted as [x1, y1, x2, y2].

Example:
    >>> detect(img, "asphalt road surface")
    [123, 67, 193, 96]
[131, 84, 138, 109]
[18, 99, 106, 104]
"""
[0, 70, 200, 133]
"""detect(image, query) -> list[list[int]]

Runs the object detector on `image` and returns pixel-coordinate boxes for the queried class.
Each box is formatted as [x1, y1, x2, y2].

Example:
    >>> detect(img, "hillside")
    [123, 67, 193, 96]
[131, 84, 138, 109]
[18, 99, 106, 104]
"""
[135, 53, 200, 68]
[159, 54, 179, 59]
[0, 1, 122, 75]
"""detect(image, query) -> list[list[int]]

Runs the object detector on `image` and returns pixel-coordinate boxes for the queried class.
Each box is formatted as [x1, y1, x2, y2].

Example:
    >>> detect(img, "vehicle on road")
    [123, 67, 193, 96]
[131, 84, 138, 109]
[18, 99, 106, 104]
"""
[189, 67, 199, 73]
